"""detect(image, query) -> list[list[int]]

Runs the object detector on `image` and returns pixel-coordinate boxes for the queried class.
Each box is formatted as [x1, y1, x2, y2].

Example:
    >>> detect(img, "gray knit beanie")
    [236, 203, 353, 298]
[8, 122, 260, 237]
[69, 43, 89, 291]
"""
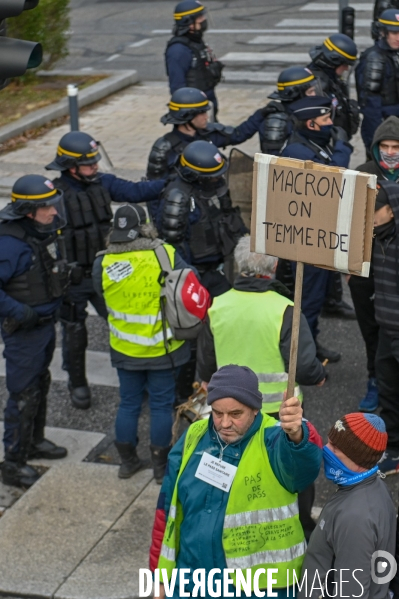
[207, 365, 262, 409]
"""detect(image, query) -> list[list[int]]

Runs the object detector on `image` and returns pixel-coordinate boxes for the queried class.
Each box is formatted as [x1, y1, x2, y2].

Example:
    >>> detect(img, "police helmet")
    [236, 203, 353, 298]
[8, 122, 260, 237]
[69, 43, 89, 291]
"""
[178, 140, 228, 182]
[161, 87, 210, 125]
[173, 0, 206, 35]
[378, 8, 399, 32]
[45, 131, 102, 171]
[268, 67, 316, 102]
[0, 175, 66, 230]
[310, 33, 358, 67]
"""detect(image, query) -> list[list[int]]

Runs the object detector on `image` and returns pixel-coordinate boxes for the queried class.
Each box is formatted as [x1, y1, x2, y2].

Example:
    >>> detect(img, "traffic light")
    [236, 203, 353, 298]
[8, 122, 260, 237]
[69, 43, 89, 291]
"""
[340, 6, 355, 40]
[0, 0, 42, 88]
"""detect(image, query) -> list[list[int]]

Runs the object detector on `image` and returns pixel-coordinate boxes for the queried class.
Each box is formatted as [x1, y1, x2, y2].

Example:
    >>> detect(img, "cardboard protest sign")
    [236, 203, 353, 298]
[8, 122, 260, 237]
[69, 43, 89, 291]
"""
[250, 154, 377, 277]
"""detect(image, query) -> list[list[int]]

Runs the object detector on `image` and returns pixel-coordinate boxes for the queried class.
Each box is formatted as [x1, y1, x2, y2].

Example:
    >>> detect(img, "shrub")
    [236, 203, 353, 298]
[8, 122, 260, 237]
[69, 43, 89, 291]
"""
[7, 0, 70, 70]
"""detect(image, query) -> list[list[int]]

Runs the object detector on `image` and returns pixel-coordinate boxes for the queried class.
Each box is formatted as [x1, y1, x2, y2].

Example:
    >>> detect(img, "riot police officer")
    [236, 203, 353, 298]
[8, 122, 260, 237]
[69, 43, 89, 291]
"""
[147, 87, 265, 182]
[356, 8, 399, 154]
[158, 140, 246, 296]
[165, 0, 224, 118]
[308, 33, 359, 140]
[259, 66, 318, 155]
[281, 96, 353, 363]
[371, 0, 399, 39]
[0, 175, 69, 488]
[45, 131, 165, 410]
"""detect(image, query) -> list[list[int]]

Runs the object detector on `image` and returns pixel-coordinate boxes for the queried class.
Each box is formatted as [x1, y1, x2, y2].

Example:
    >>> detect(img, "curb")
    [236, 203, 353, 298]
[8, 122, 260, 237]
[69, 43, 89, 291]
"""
[0, 70, 139, 144]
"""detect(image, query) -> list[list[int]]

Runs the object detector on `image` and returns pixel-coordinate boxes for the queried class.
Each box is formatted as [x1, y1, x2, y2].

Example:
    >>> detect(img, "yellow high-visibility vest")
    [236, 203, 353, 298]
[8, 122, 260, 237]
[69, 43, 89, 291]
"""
[208, 288, 303, 414]
[158, 416, 305, 589]
[101, 246, 184, 358]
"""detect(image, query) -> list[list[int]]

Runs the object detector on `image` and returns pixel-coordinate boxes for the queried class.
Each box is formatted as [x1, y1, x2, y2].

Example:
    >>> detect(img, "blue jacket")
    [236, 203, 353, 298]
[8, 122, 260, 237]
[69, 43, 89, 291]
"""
[59, 172, 165, 204]
[356, 40, 399, 150]
[0, 234, 61, 320]
[281, 136, 352, 168]
[165, 42, 218, 110]
[150, 413, 323, 598]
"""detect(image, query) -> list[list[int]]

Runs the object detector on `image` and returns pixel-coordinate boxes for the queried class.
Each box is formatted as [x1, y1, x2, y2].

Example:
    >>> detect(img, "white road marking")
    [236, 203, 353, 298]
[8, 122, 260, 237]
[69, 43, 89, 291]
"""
[106, 54, 121, 62]
[248, 34, 371, 45]
[129, 38, 151, 48]
[223, 71, 280, 82]
[300, 2, 373, 10]
[277, 18, 371, 27]
[219, 52, 310, 63]
[0, 345, 119, 388]
[151, 28, 337, 34]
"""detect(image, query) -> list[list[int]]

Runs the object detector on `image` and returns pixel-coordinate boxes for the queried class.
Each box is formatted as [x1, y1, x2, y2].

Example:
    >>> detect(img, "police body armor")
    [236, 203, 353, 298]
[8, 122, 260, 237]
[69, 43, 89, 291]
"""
[259, 101, 291, 153]
[166, 36, 224, 91]
[358, 45, 399, 106]
[0, 221, 69, 305]
[54, 178, 113, 268]
[161, 177, 243, 262]
[310, 64, 360, 138]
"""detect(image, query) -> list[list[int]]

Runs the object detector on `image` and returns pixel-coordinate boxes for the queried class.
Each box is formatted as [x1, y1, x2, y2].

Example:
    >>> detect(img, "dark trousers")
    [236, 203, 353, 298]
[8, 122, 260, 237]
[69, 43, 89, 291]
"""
[348, 274, 379, 379]
[375, 327, 399, 450]
[291, 263, 330, 339]
[61, 276, 107, 373]
[2, 321, 55, 455]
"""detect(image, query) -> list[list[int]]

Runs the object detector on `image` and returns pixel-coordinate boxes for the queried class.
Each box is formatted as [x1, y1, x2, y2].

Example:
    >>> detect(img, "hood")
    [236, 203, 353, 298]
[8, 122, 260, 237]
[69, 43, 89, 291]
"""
[371, 116, 399, 180]
[233, 273, 293, 299]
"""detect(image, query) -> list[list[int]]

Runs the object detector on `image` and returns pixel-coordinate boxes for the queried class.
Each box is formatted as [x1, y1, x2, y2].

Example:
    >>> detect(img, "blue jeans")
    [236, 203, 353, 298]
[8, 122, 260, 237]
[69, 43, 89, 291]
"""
[116, 368, 178, 448]
[291, 262, 330, 339]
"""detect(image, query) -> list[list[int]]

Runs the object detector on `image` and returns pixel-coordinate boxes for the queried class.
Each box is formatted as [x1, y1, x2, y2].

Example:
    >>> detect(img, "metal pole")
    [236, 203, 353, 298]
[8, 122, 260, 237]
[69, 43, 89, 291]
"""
[339, 0, 349, 32]
[67, 84, 79, 131]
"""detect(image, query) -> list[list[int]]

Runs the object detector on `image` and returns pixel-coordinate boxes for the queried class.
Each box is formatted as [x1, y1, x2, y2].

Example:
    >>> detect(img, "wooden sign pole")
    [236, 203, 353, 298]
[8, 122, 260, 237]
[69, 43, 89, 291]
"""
[286, 261, 304, 399]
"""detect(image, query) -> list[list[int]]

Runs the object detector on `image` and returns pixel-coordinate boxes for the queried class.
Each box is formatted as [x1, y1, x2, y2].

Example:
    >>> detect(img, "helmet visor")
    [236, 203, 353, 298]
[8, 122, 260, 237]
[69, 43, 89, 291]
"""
[31, 194, 67, 232]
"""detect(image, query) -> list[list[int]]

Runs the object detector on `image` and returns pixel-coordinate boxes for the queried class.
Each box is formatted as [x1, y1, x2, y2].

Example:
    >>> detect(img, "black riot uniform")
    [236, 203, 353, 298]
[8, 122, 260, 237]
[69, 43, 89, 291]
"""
[308, 34, 359, 140]
[356, 9, 399, 153]
[165, 0, 224, 117]
[158, 141, 246, 403]
[45, 131, 165, 410]
[371, 0, 399, 39]
[0, 175, 69, 488]
[146, 87, 265, 188]
[259, 66, 318, 155]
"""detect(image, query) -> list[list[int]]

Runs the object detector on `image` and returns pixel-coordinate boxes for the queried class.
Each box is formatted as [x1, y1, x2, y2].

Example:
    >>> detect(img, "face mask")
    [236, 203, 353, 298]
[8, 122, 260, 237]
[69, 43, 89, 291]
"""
[379, 149, 399, 170]
[322, 445, 378, 486]
[76, 168, 100, 184]
[302, 124, 332, 146]
[199, 19, 208, 33]
[374, 220, 396, 240]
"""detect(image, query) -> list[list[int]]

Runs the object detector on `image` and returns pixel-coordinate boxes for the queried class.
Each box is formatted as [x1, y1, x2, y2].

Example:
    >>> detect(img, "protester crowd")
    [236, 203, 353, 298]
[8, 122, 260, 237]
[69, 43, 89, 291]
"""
[1, 0, 399, 595]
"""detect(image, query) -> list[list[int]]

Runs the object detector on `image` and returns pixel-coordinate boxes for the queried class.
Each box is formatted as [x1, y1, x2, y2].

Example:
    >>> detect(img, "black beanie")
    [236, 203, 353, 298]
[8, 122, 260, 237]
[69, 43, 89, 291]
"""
[207, 365, 263, 409]
[375, 185, 390, 211]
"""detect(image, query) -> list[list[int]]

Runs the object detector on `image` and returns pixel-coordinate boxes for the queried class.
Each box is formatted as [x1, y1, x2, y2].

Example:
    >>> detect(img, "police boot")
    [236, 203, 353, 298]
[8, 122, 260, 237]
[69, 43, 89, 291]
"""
[150, 445, 171, 484]
[114, 442, 142, 479]
[1, 458, 40, 488]
[63, 321, 91, 409]
[29, 370, 68, 460]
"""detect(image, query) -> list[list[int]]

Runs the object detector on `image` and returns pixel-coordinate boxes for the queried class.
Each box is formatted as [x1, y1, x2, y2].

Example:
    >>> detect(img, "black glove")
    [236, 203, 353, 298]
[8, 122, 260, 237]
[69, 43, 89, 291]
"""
[331, 126, 349, 143]
[20, 305, 39, 330]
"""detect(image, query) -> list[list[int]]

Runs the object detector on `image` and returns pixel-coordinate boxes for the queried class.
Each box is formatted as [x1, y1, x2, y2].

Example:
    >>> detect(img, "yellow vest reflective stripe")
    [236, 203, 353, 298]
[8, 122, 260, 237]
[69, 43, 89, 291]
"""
[158, 416, 305, 589]
[208, 289, 303, 413]
[101, 246, 184, 358]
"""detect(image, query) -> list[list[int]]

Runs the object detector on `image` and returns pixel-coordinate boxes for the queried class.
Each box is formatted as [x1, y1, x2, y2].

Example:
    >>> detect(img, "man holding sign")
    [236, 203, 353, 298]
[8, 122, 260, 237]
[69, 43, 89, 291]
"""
[150, 365, 322, 599]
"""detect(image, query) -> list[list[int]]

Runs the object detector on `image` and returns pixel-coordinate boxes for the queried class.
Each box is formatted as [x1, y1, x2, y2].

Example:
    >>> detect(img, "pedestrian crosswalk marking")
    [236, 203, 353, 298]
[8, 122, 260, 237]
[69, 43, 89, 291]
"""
[277, 18, 371, 27]
[300, 2, 373, 10]
[219, 52, 310, 63]
[151, 28, 337, 34]
[223, 71, 280, 83]
[248, 35, 371, 46]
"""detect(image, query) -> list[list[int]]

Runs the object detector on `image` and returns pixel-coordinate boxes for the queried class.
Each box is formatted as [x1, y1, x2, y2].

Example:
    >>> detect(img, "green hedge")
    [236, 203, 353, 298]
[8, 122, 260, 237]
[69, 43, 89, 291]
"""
[7, 0, 70, 70]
